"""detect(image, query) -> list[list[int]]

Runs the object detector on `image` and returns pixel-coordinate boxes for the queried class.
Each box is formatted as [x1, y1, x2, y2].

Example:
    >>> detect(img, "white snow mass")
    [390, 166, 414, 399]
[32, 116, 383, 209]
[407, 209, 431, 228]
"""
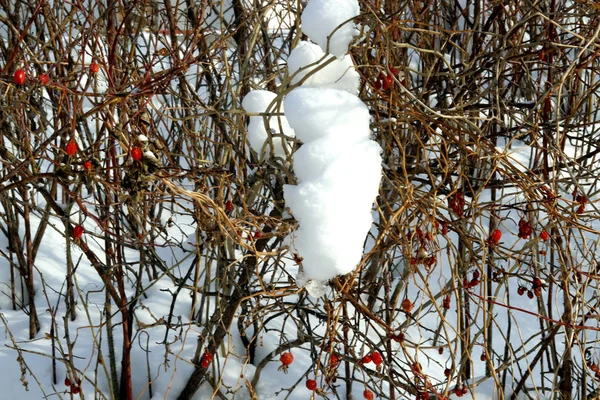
[242, 90, 295, 160]
[283, 87, 370, 143]
[283, 88, 382, 282]
[301, 0, 360, 58]
[288, 41, 359, 94]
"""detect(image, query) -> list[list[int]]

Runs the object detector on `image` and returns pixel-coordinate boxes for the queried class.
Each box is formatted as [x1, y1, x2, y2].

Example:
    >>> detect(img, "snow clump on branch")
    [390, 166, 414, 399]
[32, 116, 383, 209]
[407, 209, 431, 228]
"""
[283, 0, 382, 284]
[288, 41, 359, 94]
[241, 90, 295, 160]
[301, 0, 360, 58]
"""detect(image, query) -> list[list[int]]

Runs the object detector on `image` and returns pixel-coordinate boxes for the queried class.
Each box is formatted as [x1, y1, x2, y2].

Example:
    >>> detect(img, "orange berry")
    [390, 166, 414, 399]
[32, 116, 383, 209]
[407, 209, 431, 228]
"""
[401, 298, 413, 313]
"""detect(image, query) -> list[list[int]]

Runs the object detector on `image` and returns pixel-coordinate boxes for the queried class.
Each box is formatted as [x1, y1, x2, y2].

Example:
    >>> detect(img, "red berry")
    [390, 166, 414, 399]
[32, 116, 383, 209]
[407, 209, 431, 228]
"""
[490, 229, 502, 243]
[388, 66, 399, 76]
[73, 225, 84, 239]
[225, 200, 233, 212]
[371, 351, 383, 366]
[382, 74, 394, 90]
[576, 194, 588, 204]
[66, 141, 77, 156]
[71, 386, 81, 394]
[540, 230, 549, 241]
[480, 352, 487, 361]
[329, 353, 339, 367]
[90, 62, 100, 74]
[83, 160, 93, 171]
[131, 147, 142, 161]
[576, 204, 585, 214]
[438, 347, 444, 355]
[280, 352, 293, 366]
[38, 73, 49, 85]
[533, 277, 542, 288]
[527, 290, 534, 299]
[393, 332, 405, 342]
[373, 79, 382, 90]
[361, 355, 372, 364]
[254, 231, 262, 239]
[201, 351, 213, 367]
[444, 368, 451, 377]
[65, 377, 71, 386]
[517, 286, 525, 296]
[442, 294, 451, 310]
[401, 298, 413, 313]
[14, 69, 26, 85]
[441, 222, 449, 235]
[306, 379, 317, 391]
[363, 389, 374, 400]
[427, 256, 436, 267]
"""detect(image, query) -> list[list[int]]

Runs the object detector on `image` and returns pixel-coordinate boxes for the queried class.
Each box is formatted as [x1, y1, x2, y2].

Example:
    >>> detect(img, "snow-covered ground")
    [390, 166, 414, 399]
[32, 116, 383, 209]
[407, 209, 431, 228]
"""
[1, 0, 599, 399]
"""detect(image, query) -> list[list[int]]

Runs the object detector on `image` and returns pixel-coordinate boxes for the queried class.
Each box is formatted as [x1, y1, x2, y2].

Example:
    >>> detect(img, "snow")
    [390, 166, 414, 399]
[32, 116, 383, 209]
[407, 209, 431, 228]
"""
[283, 88, 382, 281]
[242, 90, 295, 160]
[0, 1, 596, 400]
[301, 0, 360, 58]
[288, 41, 359, 94]
[283, 87, 371, 143]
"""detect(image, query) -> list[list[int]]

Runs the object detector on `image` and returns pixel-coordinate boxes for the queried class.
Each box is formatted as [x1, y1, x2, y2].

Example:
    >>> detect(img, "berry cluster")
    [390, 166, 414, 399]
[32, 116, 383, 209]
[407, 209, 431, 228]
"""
[463, 270, 480, 289]
[200, 351, 213, 368]
[588, 360, 600, 380]
[453, 384, 468, 397]
[518, 218, 533, 239]
[573, 190, 588, 214]
[409, 226, 437, 269]
[448, 192, 465, 217]
[517, 277, 543, 298]
[373, 67, 399, 91]
[13, 68, 50, 86]
[361, 351, 383, 367]
[64, 376, 82, 395]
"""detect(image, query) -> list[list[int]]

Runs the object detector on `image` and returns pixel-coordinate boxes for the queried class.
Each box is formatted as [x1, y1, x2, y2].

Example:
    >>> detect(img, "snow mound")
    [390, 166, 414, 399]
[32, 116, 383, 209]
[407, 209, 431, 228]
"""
[301, 0, 360, 58]
[242, 90, 295, 160]
[288, 41, 359, 94]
